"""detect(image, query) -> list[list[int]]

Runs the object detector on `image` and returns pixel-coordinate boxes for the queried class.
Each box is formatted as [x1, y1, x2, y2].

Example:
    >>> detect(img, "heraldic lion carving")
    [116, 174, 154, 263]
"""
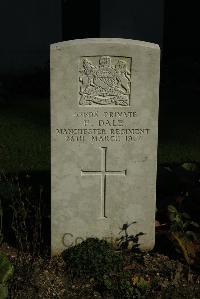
[79, 56, 131, 106]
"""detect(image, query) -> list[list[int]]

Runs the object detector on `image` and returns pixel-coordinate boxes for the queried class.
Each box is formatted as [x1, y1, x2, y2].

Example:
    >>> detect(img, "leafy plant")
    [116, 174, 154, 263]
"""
[0, 200, 3, 245]
[131, 274, 151, 296]
[168, 205, 200, 264]
[62, 237, 123, 283]
[118, 221, 144, 251]
[168, 205, 199, 235]
[104, 272, 135, 299]
[0, 253, 14, 299]
[104, 271, 150, 299]
[62, 236, 150, 298]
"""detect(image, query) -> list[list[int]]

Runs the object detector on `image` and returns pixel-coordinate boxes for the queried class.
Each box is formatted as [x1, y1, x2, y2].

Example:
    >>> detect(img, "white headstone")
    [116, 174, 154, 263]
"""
[51, 38, 160, 254]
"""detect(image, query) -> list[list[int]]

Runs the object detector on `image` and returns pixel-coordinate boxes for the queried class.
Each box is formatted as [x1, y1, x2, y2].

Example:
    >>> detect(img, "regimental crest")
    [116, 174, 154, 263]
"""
[78, 56, 132, 106]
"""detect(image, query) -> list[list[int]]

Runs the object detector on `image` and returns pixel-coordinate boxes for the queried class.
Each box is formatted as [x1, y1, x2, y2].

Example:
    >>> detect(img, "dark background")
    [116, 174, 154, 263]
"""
[0, 0, 199, 113]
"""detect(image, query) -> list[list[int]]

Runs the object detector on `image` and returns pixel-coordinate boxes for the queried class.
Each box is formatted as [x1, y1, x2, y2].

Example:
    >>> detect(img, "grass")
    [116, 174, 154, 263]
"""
[0, 97, 50, 173]
[158, 114, 200, 164]
[0, 96, 200, 173]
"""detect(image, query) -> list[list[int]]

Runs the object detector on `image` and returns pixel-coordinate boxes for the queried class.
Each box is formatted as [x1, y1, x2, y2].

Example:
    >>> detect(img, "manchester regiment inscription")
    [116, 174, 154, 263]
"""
[79, 56, 131, 106]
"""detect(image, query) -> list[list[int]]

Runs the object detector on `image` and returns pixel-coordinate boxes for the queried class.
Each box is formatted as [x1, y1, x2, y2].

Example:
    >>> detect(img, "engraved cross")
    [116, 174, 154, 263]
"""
[81, 147, 127, 218]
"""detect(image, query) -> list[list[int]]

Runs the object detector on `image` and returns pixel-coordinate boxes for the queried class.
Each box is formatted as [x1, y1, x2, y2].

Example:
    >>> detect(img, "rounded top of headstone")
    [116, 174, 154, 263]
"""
[51, 38, 160, 50]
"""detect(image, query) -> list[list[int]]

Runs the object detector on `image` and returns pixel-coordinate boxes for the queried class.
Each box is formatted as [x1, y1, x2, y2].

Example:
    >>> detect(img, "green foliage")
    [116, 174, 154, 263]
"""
[0, 253, 14, 299]
[118, 221, 144, 251]
[104, 272, 135, 299]
[62, 237, 150, 298]
[181, 162, 200, 172]
[0, 201, 3, 245]
[0, 253, 14, 285]
[168, 205, 200, 265]
[104, 272, 150, 299]
[62, 238, 123, 282]
[168, 205, 199, 236]
[0, 285, 8, 299]
[131, 274, 150, 293]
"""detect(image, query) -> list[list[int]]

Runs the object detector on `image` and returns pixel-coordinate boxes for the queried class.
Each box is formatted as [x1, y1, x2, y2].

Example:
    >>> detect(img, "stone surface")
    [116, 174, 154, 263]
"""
[51, 38, 160, 254]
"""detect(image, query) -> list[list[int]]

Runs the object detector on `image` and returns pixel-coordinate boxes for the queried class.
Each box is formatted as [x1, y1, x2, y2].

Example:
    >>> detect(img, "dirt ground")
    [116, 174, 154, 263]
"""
[1, 243, 199, 299]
